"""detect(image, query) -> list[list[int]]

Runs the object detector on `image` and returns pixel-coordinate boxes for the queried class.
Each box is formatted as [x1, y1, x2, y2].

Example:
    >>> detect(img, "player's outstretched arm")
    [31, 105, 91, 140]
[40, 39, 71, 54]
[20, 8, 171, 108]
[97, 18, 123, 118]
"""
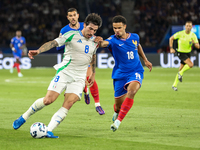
[99, 40, 109, 48]
[88, 54, 96, 87]
[138, 44, 152, 72]
[169, 36, 175, 53]
[28, 40, 58, 59]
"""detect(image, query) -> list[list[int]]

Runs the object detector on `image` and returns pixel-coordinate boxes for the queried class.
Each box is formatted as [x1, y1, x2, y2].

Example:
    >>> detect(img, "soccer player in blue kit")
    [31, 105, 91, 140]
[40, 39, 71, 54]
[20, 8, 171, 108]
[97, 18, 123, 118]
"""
[10, 30, 26, 77]
[99, 15, 152, 131]
[57, 8, 105, 115]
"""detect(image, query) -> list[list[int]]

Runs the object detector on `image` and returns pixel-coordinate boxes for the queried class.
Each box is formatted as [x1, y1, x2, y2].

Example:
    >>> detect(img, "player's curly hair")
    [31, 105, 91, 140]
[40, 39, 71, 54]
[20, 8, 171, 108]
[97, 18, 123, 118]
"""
[112, 15, 127, 25]
[84, 13, 102, 28]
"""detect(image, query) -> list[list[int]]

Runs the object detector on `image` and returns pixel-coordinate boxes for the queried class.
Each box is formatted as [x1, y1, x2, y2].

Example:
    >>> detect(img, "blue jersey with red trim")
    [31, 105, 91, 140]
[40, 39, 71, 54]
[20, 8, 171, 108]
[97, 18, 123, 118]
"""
[11, 36, 26, 55]
[105, 33, 144, 79]
[57, 22, 84, 51]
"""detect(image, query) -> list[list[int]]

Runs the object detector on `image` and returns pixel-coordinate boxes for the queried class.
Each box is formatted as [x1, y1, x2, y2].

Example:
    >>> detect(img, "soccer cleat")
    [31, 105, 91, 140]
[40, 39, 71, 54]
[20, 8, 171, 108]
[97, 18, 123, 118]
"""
[96, 106, 105, 115]
[111, 120, 121, 132]
[172, 86, 178, 91]
[13, 115, 26, 130]
[46, 131, 59, 138]
[18, 72, 23, 77]
[112, 112, 119, 122]
[84, 93, 90, 104]
[10, 67, 13, 73]
[178, 72, 182, 82]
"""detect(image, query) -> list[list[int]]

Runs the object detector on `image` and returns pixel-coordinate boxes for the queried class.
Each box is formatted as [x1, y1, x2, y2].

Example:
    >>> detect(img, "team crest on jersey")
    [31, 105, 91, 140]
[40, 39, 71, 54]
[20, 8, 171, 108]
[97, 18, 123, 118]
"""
[77, 39, 82, 43]
[108, 37, 112, 40]
[20, 40, 23, 43]
[132, 40, 138, 50]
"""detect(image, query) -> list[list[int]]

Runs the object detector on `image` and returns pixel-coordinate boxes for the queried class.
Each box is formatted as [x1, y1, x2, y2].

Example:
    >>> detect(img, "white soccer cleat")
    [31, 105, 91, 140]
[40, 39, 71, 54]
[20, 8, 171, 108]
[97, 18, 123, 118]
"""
[10, 67, 13, 73]
[18, 72, 23, 77]
[111, 119, 121, 132]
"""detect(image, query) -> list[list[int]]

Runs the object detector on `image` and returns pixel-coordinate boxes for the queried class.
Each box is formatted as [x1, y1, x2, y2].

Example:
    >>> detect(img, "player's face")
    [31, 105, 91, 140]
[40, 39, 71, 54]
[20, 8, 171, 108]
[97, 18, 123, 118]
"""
[185, 22, 193, 33]
[113, 22, 126, 38]
[16, 31, 22, 37]
[83, 23, 98, 39]
[67, 11, 79, 26]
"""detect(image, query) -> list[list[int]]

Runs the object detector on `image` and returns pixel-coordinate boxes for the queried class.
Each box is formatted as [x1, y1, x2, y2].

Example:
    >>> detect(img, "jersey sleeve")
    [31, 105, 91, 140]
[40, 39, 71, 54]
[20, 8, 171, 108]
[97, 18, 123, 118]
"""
[23, 37, 26, 44]
[192, 33, 198, 43]
[173, 31, 181, 39]
[105, 36, 113, 49]
[55, 31, 75, 47]
[11, 38, 14, 44]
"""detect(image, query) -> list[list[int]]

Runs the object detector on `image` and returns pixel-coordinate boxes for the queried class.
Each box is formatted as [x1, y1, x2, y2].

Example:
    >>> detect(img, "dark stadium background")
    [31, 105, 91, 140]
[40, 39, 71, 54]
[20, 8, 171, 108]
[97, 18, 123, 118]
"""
[0, 0, 199, 54]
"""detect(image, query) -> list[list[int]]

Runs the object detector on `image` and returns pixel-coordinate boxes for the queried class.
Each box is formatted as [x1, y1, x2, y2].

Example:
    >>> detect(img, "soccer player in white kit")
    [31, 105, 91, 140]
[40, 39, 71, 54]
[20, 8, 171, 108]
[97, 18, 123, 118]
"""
[12, 13, 103, 138]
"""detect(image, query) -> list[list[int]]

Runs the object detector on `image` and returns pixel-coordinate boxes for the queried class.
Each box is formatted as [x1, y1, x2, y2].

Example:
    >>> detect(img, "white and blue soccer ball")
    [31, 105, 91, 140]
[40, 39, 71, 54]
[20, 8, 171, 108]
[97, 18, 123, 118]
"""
[30, 122, 47, 138]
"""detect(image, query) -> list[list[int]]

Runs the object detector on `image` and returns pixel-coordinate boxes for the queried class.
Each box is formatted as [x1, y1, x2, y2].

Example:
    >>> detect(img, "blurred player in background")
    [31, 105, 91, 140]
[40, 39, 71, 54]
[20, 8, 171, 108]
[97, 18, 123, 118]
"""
[57, 8, 105, 115]
[10, 30, 27, 77]
[99, 15, 152, 132]
[13, 13, 103, 138]
[169, 21, 200, 91]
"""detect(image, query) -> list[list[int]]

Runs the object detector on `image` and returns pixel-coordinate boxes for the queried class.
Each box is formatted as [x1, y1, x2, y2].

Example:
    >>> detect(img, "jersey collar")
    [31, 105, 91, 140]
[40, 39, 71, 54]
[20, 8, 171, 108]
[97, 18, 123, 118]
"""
[115, 33, 131, 41]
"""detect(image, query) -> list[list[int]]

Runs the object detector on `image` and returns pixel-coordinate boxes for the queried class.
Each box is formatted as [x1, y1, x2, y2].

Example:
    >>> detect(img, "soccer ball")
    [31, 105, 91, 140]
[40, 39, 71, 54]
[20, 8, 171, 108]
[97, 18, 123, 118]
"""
[30, 122, 47, 138]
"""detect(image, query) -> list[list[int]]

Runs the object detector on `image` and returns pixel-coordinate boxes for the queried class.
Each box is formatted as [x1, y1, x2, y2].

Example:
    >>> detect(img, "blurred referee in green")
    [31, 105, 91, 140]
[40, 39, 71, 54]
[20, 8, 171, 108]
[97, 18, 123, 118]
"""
[169, 21, 199, 91]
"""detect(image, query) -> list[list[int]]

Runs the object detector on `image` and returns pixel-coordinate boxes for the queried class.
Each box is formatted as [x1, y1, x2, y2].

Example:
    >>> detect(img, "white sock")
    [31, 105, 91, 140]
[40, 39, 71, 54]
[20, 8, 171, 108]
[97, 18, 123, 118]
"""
[95, 102, 100, 107]
[47, 107, 68, 132]
[22, 97, 45, 120]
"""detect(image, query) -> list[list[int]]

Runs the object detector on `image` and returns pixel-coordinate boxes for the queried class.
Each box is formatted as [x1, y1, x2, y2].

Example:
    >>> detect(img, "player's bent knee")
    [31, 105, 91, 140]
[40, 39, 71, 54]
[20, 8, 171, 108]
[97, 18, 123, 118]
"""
[127, 90, 137, 98]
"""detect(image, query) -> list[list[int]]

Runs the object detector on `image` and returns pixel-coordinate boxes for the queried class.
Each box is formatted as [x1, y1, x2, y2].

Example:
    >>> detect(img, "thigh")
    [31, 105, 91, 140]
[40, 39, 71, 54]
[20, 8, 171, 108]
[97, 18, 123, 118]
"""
[65, 79, 85, 99]
[47, 71, 70, 94]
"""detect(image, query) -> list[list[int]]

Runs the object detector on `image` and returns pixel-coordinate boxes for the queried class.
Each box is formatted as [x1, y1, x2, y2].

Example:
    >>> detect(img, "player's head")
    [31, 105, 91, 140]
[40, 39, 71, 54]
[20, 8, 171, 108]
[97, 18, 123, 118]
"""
[67, 8, 79, 26]
[185, 21, 193, 33]
[112, 15, 127, 38]
[82, 13, 102, 39]
[16, 30, 22, 38]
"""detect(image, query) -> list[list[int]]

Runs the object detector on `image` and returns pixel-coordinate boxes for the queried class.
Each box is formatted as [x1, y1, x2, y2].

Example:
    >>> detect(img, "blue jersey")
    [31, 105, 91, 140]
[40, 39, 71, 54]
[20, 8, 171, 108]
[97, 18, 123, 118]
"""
[57, 22, 84, 51]
[11, 36, 26, 57]
[105, 33, 144, 79]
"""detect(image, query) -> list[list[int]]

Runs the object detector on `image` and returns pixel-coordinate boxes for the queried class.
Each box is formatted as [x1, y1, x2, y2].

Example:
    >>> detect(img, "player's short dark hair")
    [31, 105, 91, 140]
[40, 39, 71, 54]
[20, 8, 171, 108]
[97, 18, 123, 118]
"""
[67, 8, 78, 15]
[112, 15, 127, 25]
[185, 21, 192, 25]
[84, 13, 102, 28]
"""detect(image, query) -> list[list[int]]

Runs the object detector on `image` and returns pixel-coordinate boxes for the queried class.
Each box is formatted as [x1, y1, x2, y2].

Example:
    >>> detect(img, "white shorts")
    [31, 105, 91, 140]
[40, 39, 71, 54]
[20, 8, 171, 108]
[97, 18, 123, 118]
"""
[47, 71, 85, 99]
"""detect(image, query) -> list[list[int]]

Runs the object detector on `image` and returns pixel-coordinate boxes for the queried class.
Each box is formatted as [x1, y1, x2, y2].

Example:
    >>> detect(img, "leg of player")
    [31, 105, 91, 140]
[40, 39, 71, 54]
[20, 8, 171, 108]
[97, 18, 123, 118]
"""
[111, 82, 140, 132]
[83, 84, 90, 104]
[172, 63, 184, 91]
[46, 93, 79, 138]
[16, 58, 23, 77]
[12, 91, 59, 130]
[178, 58, 193, 81]
[86, 66, 105, 115]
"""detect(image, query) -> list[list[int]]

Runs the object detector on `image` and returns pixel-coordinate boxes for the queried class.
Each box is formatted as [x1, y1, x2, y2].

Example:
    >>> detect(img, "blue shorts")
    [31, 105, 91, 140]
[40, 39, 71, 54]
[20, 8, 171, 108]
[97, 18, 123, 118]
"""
[113, 71, 143, 98]
[13, 52, 22, 59]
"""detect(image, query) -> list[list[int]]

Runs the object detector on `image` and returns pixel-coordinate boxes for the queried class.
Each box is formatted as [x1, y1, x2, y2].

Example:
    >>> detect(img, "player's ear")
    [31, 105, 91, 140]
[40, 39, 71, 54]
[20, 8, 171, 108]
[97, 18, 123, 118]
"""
[84, 23, 86, 28]
[124, 24, 127, 30]
[77, 13, 79, 19]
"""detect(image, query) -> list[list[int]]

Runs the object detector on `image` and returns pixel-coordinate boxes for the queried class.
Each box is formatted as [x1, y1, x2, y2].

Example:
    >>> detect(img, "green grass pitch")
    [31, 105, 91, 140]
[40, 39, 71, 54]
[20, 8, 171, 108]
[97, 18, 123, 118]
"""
[0, 67, 200, 150]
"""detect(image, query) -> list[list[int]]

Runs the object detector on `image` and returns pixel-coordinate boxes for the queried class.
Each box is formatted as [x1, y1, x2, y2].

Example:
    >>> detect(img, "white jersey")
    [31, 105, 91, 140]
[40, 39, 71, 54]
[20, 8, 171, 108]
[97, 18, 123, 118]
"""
[54, 30, 98, 80]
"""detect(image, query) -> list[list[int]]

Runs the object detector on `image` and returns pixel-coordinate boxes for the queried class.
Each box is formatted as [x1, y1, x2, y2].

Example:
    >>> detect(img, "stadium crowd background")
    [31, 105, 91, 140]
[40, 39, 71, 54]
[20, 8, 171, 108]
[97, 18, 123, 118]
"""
[0, 0, 199, 53]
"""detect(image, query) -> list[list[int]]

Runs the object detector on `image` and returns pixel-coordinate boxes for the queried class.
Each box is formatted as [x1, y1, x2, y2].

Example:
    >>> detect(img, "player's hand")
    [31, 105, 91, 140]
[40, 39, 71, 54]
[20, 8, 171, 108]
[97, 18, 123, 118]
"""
[94, 36, 103, 43]
[87, 73, 95, 87]
[144, 60, 152, 72]
[28, 50, 39, 59]
[170, 48, 175, 53]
